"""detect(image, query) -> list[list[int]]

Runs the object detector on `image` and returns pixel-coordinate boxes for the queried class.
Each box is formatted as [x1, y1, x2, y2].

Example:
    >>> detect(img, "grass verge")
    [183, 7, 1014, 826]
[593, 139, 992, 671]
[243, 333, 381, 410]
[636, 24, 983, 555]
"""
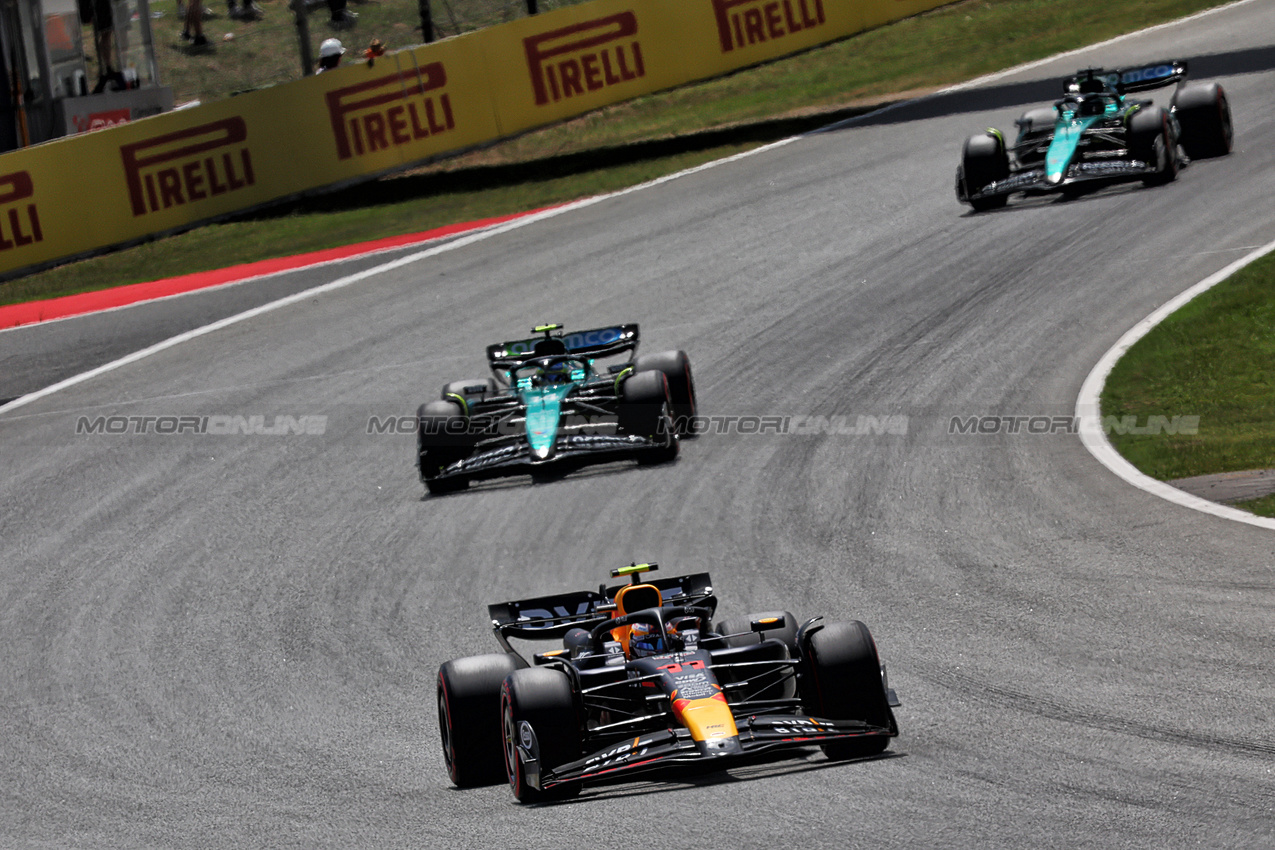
[1100, 251, 1275, 517]
[3, 0, 1230, 305]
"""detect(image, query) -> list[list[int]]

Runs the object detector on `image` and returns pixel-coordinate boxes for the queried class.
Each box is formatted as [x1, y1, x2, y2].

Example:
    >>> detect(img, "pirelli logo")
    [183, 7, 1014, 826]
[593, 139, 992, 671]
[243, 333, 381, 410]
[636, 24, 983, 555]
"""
[712, 0, 826, 52]
[121, 117, 256, 217]
[325, 64, 455, 161]
[0, 171, 43, 250]
[524, 12, 645, 106]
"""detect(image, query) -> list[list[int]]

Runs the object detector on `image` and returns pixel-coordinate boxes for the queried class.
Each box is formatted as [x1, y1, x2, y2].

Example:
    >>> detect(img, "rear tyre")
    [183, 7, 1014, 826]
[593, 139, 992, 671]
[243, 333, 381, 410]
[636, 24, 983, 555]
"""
[1172, 82, 1233, 159]
[437, 654, 519, 787]
[715, 611, 799, 701]
[501, 668, 583, 803]
[441, 378, 499, 409]
[959, 131, 1010, 212]
[619, 370, 678, 464]
[632, 350, 697, 434]
[418, 400, 472, 494]
[802, 620, 895, 760]
[716, 610, 799, 653]
[1015, 106, 1057, 137]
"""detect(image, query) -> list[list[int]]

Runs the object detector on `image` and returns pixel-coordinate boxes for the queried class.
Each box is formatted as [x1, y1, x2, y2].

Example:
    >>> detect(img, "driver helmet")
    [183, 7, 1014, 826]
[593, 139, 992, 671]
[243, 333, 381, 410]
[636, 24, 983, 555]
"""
[629, 622, 666, 658]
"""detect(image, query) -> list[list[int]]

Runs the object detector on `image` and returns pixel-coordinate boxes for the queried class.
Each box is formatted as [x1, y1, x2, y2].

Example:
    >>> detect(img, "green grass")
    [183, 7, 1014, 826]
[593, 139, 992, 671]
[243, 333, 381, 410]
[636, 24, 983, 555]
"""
[141, 0, 591, 105]
[7, 0, 1228, 306]
[1100, 251, 1275, 493]
[1234, 493, 1275, 519]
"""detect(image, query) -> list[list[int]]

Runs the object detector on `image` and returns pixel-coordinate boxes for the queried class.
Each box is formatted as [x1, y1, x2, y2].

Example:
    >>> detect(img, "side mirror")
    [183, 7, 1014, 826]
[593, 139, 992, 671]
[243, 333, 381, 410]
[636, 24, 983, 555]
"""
[750, 614, 787, 633]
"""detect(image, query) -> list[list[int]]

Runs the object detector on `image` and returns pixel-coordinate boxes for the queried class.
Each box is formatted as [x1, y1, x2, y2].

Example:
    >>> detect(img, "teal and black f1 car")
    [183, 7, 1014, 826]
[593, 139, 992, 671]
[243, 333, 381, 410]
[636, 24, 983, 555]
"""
[437, 563, 900, 802]
[416, 324, 695, 494]
[956, 61, 1232, 211]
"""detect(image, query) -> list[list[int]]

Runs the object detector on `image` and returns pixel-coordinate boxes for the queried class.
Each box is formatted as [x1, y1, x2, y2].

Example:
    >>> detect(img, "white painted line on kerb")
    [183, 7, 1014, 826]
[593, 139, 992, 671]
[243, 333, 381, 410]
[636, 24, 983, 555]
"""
[1075, 238, 1275, 530]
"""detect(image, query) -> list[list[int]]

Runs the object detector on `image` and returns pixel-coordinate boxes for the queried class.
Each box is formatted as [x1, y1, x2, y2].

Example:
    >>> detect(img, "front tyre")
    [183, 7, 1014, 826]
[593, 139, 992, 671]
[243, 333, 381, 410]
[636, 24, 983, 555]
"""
[1128, 107, 1178, 186]
[619, 370, 678, 464]
[501, 668, 583, 803]
[632, 350, 697, 434]
[437, 654, 519, 787]
[418, 400, 472, 494]
[959, 131, 1010, 212]
[802, 620, 896, 760]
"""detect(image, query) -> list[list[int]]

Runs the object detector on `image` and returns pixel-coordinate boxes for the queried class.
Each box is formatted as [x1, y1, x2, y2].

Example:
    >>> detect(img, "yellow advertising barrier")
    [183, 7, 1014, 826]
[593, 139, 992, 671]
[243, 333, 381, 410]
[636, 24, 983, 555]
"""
[0, 0, 951, 281]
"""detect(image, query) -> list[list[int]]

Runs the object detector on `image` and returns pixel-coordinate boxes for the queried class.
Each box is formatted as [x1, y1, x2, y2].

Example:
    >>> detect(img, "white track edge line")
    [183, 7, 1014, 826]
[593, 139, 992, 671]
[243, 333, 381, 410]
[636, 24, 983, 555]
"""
[1075, 238, 1275, 530]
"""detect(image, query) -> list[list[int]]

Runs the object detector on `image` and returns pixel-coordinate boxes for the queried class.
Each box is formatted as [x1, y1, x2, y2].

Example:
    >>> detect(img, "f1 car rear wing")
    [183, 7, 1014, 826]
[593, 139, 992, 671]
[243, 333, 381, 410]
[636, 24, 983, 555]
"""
[486, 324, 640, 371]
[603, 571, 715, 610]
[1066, 61, 1188, 95]
[489, 589, 610, 641]
[488, 571, 718, 644]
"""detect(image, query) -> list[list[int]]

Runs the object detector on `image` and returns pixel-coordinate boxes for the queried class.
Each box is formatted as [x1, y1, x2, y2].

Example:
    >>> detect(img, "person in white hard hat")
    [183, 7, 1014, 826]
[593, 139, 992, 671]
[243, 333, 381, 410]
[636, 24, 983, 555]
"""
[317, 38, 345, 73]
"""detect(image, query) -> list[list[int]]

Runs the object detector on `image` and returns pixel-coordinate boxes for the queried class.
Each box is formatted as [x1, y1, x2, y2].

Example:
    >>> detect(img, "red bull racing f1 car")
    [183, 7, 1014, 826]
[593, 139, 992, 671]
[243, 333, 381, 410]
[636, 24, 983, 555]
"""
[437, 563, 901, 802]
[416, 324, 696, 494]
[956, 61, 1232, 211]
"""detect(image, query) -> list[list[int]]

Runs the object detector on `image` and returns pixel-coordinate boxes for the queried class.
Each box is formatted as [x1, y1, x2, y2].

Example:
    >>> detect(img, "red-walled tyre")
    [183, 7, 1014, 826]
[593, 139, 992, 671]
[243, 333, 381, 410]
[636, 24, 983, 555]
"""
[500, 668, 582, 803]
[437, 653, 519, 787]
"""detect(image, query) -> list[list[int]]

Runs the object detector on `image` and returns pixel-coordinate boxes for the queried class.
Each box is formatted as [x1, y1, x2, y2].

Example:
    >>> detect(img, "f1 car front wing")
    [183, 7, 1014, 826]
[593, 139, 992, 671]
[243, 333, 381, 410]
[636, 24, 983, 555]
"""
[521, 714, 896, 791]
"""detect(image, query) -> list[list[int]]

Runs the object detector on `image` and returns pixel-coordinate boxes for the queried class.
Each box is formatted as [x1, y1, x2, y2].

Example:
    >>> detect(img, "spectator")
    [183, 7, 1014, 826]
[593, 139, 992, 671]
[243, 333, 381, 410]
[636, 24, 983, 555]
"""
[317, 38, 344, 73]
[328, 0, 357, 28]
[87, 0, 125, 92]
[227, 0, 263, 20]
[182, 0, 208, 46]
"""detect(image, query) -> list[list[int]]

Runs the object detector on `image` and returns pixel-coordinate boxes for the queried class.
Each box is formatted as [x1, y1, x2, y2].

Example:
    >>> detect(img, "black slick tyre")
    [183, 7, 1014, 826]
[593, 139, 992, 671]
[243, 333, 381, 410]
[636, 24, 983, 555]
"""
[632, 350, 697, 434]
[440, 378, 498, 408]
[417, 400, 472, 494]
[715, 611, 799, 701]
[619, 370, 678, 464]
[500, 668, 582, 803]
[437, 654, 519, 787]
[716, 610, 799, 653]
[802, 620, 895, 760]
[1128, 106, 1178, 186]
[1172, 82, 1233, 159]
[960, 131, 1009, 212]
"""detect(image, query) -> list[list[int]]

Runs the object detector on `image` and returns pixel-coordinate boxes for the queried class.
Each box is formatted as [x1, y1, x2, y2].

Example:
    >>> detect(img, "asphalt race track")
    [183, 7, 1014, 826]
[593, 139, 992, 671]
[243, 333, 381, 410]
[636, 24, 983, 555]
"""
[2, 3, 1274, 847]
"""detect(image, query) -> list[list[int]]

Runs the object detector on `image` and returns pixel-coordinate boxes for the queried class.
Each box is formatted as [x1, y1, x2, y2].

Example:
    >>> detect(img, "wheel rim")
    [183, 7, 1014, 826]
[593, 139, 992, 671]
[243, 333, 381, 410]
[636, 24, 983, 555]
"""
[1219, 92, 1233, 151]
[437, 680, 459, 782]
[501, 689, 520, 792]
